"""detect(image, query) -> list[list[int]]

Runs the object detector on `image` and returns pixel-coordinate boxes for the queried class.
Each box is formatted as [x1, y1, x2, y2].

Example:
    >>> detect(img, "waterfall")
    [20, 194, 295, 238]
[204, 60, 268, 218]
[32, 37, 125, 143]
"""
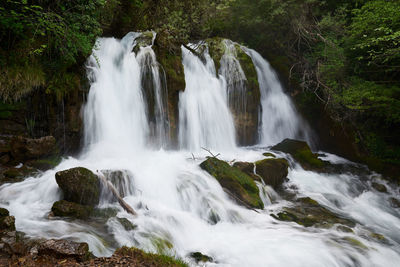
[0, 33, 399, 267]
[84, 32, 170, 153]
[178, 45, 236, 151]
[136, 35, 170, 149]
[243, 47, 312, 146]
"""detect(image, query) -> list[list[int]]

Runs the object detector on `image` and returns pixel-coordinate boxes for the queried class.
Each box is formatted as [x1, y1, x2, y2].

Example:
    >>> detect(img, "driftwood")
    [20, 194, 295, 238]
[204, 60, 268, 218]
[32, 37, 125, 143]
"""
[97, 172, 137, 216]
[201, 147, 220, 158]
[182, 44, 206, 64]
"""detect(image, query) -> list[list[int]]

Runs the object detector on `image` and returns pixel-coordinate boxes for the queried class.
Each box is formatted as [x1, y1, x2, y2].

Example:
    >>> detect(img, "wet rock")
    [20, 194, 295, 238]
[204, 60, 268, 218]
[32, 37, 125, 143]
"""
[271, 197, 355, 228]
[389, 197, 400, 208]
[272, 139, 327, 171]
[116, 217, 137, 231]
[371, 182, 387, 193]
[51, 200, 93, 219]
[232, 161, 254, 174]
[263, 152, 276, 158]
[189, 252, 213, 263]
[134, 31, 155, 52]
[55, 167, 100, 205]
[0, 208, 15, 232]
[92, 207, 119, 219]
[39, 239, 91, 261]
[10, 136, 56, 161]
[255, 158, 289, 189]
[200, 157, 263, 209]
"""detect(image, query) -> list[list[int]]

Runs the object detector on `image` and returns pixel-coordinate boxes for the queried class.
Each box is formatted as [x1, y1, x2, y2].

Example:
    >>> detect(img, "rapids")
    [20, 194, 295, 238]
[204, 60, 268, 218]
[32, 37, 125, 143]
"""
[0, 32, 399, 267]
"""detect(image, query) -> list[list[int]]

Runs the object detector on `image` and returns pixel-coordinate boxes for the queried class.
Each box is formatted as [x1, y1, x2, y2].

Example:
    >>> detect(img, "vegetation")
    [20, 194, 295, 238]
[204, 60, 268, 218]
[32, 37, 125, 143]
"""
[0, 0, 399, 174]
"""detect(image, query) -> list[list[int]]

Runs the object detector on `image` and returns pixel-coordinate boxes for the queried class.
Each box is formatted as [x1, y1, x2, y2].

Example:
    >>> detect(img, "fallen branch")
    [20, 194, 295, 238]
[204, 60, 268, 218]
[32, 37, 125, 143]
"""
[97, 172, 137, 216]
[201, 147, 220, 158]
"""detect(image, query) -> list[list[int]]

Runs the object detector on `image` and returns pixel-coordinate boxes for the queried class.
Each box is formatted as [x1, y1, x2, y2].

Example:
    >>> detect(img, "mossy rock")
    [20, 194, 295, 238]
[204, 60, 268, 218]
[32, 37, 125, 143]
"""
[92, 207, 119, 219]
[27, 156, 62, 171]
[371, 182, 387, 193]
[189, 252, 213, 263]
[150, 236, 174, 254]
[263, 152, 276, 158]
[55, 167, 100, 206]
[116, 217, 137, 231]
[232, 161, 254, 174]
[272, 139, 327, 171]
[51, 200, 93, 219]
[272, 197, 355, 228]
[200, 157, 263, 209]
[0, 208, 9, 217]
[115, 246, 188, 267]
[255, 158, 289, 189]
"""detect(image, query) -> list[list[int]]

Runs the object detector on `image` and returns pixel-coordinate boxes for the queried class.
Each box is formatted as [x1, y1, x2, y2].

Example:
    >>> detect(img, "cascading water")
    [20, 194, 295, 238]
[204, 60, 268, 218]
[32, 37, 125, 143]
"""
[178, 45, 236, 151]
[243, 47, 313, 146]
[136, 34, 170, 149]
[0, 32, 400, 266]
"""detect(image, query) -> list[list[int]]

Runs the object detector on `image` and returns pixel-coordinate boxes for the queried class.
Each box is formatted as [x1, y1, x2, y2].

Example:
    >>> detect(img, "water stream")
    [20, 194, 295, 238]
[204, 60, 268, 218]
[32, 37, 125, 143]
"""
[0, 32, 399, 266]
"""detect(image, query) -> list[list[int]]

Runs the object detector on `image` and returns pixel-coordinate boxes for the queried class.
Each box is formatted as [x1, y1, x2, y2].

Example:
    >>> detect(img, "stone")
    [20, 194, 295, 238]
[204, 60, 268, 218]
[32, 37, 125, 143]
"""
[255, 158, 289, 189]
[389, 197, 400, 208]
[51, 200, 93, 219]
[55, 167, 100, 205]
[232, 161, 254, 174]
[10, 136, 56, 161]
[272, 139, 327, 171]
[271, 197, 355, 228]
[39, 239, 91, 261]
[189, 252, 213, 263]
[116, 217, 137, 231]
[371, 182, 387, 193]
[200, 157, 263, 209]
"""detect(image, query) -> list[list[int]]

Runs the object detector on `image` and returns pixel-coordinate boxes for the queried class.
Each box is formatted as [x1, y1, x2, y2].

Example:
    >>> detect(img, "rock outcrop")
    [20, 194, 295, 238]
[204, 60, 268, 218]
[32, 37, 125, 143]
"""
[200, 157, 263, 209]
[255, 158, 289, 189]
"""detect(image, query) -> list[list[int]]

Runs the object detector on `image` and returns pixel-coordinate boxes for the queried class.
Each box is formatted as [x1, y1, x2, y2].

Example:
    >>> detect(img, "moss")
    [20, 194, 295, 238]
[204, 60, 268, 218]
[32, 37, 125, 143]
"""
[272, 139, 327, 171]
[117, 217, 137, 231]
[28, 156, 62, 171]
[115, 247, 188, 267]
[205, 37, 226, 71]
[189, 252, 213, 263]
[55, 167, 100, 206]
[255, 158, 289, 189]
[150, 237, 174, 254]
[263, 152, 276, 158]
[342, 237, 368, 250]
[51, 200, 93, 219]
[200, 157, 263, 209]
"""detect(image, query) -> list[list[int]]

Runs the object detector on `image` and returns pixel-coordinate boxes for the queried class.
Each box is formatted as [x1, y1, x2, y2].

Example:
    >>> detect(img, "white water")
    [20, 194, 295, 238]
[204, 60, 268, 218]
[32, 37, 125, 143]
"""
[178, 45, 236, 151]
[243, 47, 312, 146]
[1, 33, 400, 266]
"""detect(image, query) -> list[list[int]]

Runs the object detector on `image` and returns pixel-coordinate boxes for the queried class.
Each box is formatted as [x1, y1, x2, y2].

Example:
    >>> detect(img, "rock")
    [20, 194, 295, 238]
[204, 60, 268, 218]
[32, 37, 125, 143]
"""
[263, 152, 276, 158]
[232, 161, 254, 174]
[272, 139, 326, 171]
[371, 182, 387, 193]
[39, 239, 91, 261]
[255, 158, 289, 189]
[10, 136, 56, 161]
[116, 217, 137, 231]
[92, 207, 119, 219]
[134, 31, 155, 52]
[389, 197, 400, 208]
[271, 197, 355, 228]
[0, 208, 15, 231]
[51, 200, 93, 219]
[189, 252, 213, 263]
[200, 157, 263, 209]
[55, 167, 100, 205]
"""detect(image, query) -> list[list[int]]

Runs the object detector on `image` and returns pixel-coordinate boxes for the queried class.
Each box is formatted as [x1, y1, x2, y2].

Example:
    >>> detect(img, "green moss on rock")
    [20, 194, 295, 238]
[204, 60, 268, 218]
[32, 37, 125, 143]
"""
[272, 139, 327, 171]
[189, 252, 213, 263]
[55, 167, 100, 206]
[200, 157, 263, 209]
[255, 158, 289, 189]
[51, 200, 93, 219]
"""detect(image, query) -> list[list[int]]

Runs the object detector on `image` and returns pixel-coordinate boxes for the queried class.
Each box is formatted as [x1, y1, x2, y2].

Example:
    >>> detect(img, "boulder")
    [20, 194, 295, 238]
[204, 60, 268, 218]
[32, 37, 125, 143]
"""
[51, 200, 93, 219]
[271, 197, 355, 228]
[116, 217, 137, 231]
[39, 239, 91, 261]
[255, 158, 289, 189]
[371, 182, 387, 193]
[200, 157, 263, 209]
[232, 161, 254, 174]
[55, 167, 100, 205]
[189, 252, 213, 263]
[10, 136, 56, 161]
[0, 208, 15, 232]
[272, 139, 326, 171]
